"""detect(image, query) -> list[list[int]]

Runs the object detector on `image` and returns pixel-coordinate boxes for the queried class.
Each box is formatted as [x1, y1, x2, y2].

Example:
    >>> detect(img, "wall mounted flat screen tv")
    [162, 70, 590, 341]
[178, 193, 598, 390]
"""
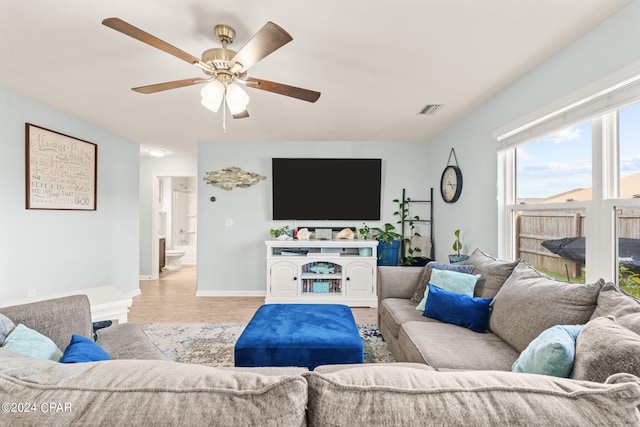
[272, 158, 382, 220]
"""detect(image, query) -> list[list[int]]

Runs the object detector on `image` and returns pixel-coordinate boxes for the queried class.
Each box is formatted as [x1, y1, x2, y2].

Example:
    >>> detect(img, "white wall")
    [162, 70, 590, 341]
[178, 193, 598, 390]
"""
[426, 0, 640, 262]
[139, 156, 197, 278]
[196, 141, 429, 295]
[0, 88, 140, 301]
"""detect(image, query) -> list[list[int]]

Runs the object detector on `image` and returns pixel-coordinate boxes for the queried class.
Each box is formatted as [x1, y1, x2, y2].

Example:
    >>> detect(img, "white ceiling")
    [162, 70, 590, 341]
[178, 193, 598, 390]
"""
[0, 0, 629, 156]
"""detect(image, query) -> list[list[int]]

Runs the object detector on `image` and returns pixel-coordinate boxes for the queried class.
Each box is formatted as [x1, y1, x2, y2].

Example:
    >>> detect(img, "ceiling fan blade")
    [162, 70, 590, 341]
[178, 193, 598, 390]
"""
[245, 77, 321, 103]
[132, 77, 210, 94]
[102, 17, 203, 66]
[232, 109, 250, 119]
[229, 22, 293, 72]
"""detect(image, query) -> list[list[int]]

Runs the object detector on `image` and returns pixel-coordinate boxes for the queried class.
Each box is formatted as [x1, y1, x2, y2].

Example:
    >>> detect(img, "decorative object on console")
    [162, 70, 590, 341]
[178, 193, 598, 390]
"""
[296, 228, 311, 240]
[26, 123, 97, 210]
[314, 228, 333, 240]
[335, 228, 354, 240]
[203, 167, 265, 190]
[440, 147, 463, 203]
[269, 225, 291, 239]
[357, 223, 370, 240]
[449, 229, 469, 263]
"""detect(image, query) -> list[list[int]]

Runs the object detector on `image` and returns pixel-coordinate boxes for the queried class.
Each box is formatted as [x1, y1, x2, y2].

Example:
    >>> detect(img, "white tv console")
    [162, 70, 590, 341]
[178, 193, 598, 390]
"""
[265, 239, 378, 307]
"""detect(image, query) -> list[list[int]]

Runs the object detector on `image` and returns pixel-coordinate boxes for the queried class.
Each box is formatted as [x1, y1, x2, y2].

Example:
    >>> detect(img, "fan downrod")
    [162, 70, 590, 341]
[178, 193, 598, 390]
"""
[214, 24, 235, 45]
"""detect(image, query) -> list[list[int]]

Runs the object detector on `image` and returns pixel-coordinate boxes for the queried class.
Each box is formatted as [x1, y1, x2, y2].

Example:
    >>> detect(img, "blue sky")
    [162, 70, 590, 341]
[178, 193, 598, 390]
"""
[517, 102, 640, 199]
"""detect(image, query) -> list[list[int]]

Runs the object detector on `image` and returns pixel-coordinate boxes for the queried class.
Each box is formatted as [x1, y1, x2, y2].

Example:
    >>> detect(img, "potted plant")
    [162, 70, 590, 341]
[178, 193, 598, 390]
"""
[394, 197, 422, 266]
[269, 225, 292, 240]
[449, 229, 469, 263]
[372, 223, 403, 266]
[357, 223, 370, 240]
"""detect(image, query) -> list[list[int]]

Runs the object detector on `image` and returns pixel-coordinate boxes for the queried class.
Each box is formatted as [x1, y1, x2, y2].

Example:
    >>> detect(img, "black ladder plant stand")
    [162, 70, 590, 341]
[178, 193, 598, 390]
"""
[398, 188, 434, 265]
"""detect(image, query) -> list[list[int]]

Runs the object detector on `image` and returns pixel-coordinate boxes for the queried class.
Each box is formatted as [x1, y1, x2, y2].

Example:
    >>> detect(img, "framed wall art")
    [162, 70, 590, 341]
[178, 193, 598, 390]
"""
[25, 123, 97, 210]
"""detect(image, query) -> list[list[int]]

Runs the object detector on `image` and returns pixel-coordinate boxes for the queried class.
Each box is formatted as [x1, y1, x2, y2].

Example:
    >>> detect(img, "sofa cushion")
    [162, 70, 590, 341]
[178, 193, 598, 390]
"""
[380, 298, 436, 340]
[463, 248, 519, 298]
[591, 281, 640, 320]
[398, 321, 519, 370]
[423, 285, 493, 333]
[60, 334, 111, 363]
[573, 316, 640, 383]
[96, 323, 169, 360]
[303, 366, 640, 426]
[0, 355, 307, 426]
[490, 261, 602, 352]
[411, 262, 475, 303]
[0, 313, 15, 346]
[1, 324, 63, 361]
[512, 325, 582, 378]
[415, 268, 480, 311]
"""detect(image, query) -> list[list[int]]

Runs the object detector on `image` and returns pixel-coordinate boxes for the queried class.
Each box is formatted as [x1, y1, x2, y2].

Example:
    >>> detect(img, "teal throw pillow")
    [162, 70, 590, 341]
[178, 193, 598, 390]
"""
[512, 325, 582, 378]
[423, 285, 493, 333]
[416, 268, 480, 311]
[60, 334, 111, 363]
[1, 324, 63, 361]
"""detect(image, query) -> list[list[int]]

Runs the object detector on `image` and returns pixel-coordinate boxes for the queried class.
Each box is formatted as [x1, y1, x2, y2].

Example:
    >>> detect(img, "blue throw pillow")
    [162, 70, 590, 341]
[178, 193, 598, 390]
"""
[416, 268, 481, 311]
[512, 325, 583, 377]
[60, 334, 111, 363]
[423, 285, 493, 333]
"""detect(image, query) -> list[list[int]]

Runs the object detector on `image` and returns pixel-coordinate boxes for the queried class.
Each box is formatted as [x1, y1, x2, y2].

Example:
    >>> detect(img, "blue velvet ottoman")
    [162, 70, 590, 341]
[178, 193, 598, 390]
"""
[234, 304, 364, 370]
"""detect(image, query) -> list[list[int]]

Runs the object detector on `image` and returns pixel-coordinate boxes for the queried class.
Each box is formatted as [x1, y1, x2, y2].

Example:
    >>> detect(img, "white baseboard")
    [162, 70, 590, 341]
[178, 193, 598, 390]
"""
[139, 275, 153, 281]
[195, 290, 267, 297]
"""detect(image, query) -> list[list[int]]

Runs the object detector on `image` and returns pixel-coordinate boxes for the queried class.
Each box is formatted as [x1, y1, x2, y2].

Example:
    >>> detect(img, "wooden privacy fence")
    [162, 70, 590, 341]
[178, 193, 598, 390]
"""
[516, 208, 640, 279]
[516, 211, 585, 279]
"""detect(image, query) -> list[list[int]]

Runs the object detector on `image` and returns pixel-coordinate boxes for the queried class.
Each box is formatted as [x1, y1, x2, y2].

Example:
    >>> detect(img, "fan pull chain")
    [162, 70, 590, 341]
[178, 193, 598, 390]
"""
[222, 89, 227, 134]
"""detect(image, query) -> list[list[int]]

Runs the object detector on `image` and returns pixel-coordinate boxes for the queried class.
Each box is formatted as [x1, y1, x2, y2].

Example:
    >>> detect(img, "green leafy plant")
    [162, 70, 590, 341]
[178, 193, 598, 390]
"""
[393, 198, 422, 265]
[358, 223, 370, 240]
[619, 265, 640, 297]
[452, 229, 463, 256]
[269, 225, 291, 238]
[372, 223, 402, 244]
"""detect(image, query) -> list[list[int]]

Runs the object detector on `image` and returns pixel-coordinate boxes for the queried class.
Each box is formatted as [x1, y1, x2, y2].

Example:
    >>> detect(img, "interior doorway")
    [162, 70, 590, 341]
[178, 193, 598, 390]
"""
[151, 175, 198, 278]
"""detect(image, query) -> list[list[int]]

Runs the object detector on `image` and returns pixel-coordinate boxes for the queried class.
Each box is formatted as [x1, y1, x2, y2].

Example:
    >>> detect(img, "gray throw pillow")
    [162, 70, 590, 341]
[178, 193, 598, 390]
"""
[0, 313, 16, 345]
[590, 282, 640, 320]
[463, 248, 518, 298]
[410, 262, 474, 303]
[573, 316, 640, 383]
[489, 261, 603, 353]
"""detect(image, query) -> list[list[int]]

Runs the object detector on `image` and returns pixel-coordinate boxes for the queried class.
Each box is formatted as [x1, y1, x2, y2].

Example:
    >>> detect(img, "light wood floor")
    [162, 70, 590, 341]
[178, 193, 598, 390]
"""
[128, 265, 378, 324]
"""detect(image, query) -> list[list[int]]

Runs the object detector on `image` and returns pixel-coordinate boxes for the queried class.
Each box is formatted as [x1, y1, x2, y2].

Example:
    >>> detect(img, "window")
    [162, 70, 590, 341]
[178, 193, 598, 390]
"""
[516, 122, 592, 203]
[618, 102, 640, 199]
[617, 207, 640, 296]
[496, 70, 640, 284]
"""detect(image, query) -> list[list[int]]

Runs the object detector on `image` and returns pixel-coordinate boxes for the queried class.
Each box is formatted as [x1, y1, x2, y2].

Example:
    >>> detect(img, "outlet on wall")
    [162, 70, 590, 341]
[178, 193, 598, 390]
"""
[27, 289, 37, 297]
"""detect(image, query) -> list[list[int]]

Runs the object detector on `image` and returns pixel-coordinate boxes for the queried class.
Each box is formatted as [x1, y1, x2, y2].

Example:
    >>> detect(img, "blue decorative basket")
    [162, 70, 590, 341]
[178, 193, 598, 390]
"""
[313, 281, 330, 293]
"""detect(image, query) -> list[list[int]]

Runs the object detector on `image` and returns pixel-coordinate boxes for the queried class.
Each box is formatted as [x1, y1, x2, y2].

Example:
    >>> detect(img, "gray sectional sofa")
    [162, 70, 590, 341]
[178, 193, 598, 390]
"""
[378, 248, 640, 379]
[2, 255, 640, 426]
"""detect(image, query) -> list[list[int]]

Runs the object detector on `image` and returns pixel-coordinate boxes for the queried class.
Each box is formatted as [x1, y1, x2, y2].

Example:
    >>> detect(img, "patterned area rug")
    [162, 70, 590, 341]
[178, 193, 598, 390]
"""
[142, 323, 394, 367]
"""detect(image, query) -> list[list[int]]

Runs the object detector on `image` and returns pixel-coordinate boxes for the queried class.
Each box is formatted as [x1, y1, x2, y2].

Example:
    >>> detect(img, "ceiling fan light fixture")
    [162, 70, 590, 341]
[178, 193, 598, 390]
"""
[200, 80, 225, 112]
[225, 83, 250, 115]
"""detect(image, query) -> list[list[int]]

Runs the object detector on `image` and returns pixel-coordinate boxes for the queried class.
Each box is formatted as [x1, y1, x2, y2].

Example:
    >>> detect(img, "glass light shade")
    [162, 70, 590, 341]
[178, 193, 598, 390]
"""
[225, 83, 250, 114]
[200, 80, 224, 112]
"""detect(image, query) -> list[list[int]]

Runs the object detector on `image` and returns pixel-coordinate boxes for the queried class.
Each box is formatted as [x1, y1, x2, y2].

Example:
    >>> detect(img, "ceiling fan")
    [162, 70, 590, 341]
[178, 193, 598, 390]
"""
[102, 17, 320, 126]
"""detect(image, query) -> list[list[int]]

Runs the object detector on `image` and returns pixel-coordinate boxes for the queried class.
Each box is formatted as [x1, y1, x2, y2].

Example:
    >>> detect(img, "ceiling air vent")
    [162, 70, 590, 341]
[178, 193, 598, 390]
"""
[418, 104, 442, 115]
